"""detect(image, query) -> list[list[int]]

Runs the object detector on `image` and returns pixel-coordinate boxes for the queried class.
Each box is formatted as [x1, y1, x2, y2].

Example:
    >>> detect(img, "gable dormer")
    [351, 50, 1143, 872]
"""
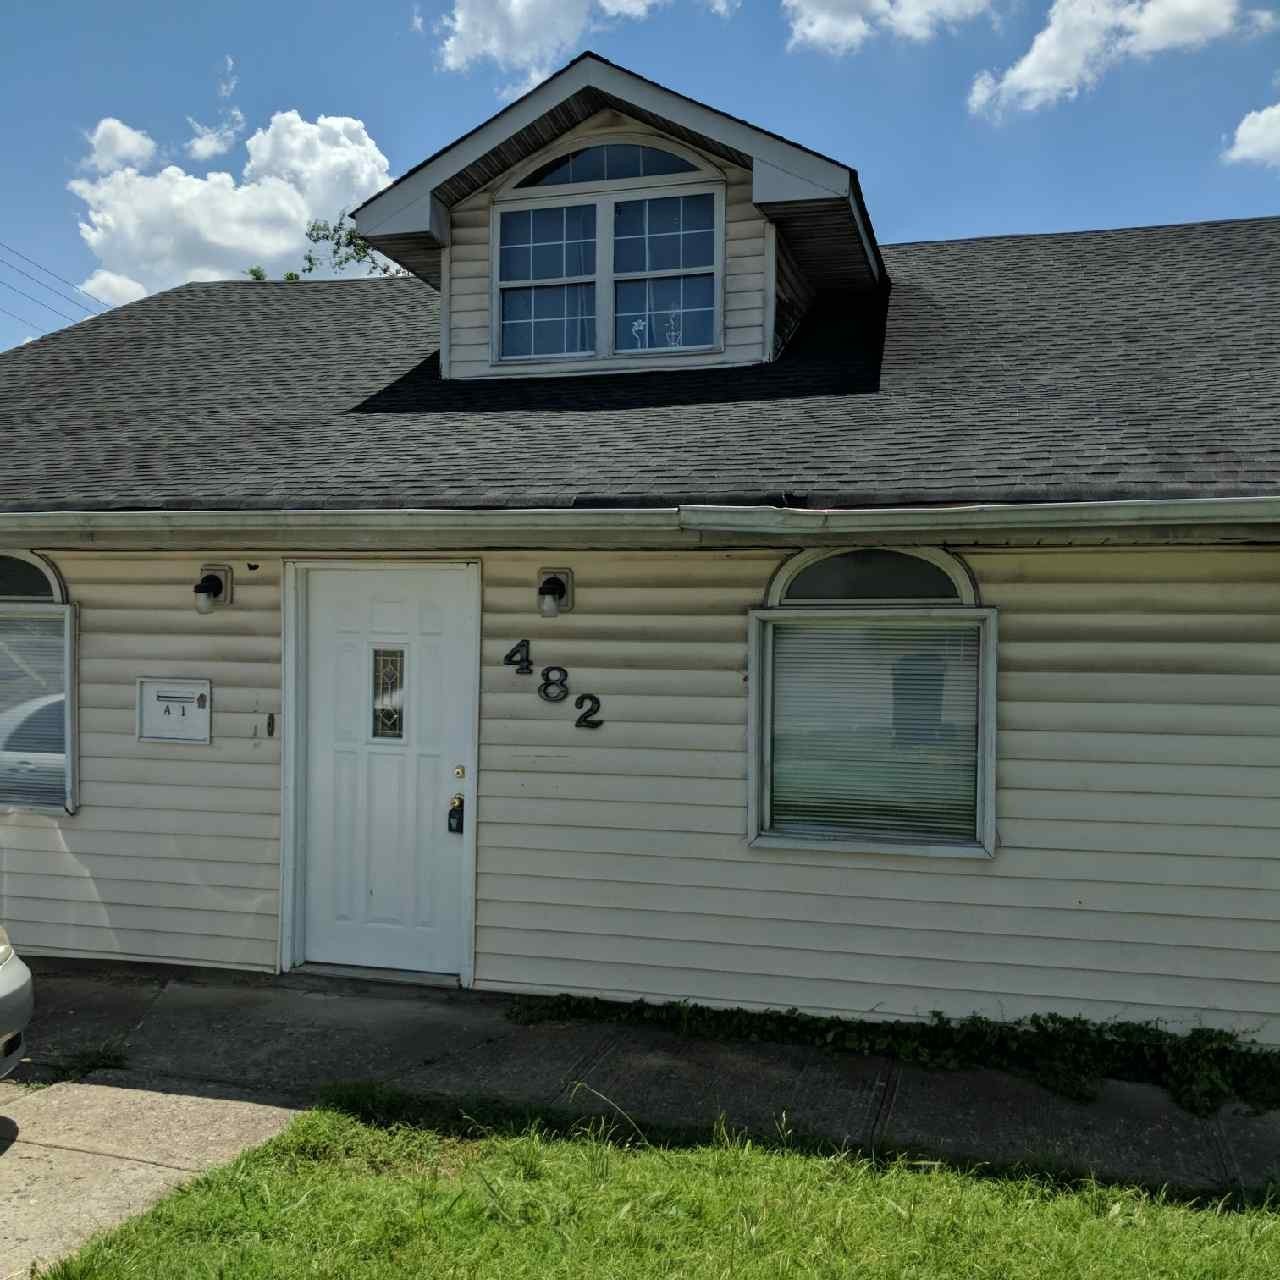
[353, 53, 885, 380]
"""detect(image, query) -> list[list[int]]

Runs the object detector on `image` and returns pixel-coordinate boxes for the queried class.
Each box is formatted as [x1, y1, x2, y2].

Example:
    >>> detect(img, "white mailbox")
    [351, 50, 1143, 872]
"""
[137, 679, 212, 744]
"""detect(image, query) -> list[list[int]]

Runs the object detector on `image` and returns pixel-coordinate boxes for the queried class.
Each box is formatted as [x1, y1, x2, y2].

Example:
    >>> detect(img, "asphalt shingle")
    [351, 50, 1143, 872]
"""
[0, 215, 1275, 513]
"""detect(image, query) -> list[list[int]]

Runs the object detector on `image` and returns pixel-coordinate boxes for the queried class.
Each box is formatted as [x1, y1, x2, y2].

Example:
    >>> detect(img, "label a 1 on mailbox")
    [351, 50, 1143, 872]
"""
[137, 678, 212, 743]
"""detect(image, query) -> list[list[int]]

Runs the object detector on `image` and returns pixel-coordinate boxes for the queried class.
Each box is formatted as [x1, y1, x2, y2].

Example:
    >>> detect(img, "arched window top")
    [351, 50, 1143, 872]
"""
[770, 548, 974, 606]
[0, 553, 65, 603]
[516, 144, 697, 189]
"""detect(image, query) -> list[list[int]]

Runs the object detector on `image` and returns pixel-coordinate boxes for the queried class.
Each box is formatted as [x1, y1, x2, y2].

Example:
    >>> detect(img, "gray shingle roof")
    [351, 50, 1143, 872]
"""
[1, 215, 1277, 513]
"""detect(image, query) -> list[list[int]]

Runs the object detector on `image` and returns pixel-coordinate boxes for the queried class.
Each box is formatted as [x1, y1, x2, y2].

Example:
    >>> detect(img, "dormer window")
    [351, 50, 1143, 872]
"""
[492, 137, 724, 367]
[353, 51, 885, 382]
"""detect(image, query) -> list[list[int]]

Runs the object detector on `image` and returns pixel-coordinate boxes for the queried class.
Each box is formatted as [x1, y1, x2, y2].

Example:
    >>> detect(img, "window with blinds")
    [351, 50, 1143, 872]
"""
[769, 620, 981, 841]
[752, 548, 995, 856]
[0, 555, 75, 811]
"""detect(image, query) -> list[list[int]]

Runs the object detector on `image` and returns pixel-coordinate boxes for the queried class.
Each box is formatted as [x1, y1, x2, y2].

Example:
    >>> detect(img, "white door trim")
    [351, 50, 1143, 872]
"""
[279, 559, 481, 985]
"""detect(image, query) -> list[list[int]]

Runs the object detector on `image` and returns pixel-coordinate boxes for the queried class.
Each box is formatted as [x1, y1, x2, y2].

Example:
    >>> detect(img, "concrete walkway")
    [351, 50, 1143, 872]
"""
[3, 960, 1277, 1276]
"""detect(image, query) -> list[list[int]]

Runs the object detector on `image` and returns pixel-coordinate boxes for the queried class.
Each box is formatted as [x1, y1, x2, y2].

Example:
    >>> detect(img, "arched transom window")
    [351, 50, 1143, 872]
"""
[516, 145, 697, 189]
[751, 548, 995, 857]
[0, 553, 76, 812]
[492, 135, 724, 364]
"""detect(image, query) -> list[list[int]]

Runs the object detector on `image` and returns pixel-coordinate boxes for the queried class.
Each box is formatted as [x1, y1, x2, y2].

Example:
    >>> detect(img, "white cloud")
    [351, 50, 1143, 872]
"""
[441, 0, 596, 75]
[218, 54, 238, 99]
[80, 269, 148, 306]
[436, 0, 731, 86]
[1223, 99, 1280, 164]
[242, 111, 392, 218]
[84, 117, 157, 173]
[21, 336, 34, 345]
[971, 0, 1266, 116]
[782, 0, 991, 52]
[186, 107, 247, 160]
[411, 3, 425, 32]
[68, 111, 392, 302]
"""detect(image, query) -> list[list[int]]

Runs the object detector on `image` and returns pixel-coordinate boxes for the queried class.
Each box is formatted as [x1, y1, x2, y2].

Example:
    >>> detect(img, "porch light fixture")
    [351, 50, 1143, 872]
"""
[193, 565, 233, 615]
[537, 569, 573, 618]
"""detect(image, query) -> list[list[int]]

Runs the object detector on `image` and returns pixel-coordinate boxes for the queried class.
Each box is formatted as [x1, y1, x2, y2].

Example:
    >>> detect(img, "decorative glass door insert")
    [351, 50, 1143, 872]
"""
[372, 647, 405, 739]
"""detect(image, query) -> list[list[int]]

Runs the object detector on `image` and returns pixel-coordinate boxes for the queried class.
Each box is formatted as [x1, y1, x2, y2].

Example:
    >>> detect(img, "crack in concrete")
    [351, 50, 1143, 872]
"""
[866, 1060, 902, 1155]
[8, 1137, 197, 1175]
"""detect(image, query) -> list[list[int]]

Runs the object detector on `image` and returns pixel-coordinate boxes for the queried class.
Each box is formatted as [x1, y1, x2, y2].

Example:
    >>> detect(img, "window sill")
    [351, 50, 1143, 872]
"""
[494, 342, 723, 367]
[749, 832, 995, 860]
[0, 803, 75, 819]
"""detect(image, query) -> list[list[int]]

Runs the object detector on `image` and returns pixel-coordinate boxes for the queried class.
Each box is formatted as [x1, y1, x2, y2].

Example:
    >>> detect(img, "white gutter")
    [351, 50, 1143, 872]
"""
[0, 495, 1277, 537]
[680, 496, 1280, 532]
[0, 508, 684, 535]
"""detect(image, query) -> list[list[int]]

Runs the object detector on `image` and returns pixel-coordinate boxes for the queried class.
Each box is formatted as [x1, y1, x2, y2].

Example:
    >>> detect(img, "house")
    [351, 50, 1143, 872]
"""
[1, 53, 1277, 1043]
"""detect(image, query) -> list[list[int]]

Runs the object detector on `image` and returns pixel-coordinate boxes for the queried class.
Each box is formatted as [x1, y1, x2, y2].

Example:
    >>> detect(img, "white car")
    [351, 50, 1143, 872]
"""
[0, 692, 65, 808]
[0, 926, 32, 1078]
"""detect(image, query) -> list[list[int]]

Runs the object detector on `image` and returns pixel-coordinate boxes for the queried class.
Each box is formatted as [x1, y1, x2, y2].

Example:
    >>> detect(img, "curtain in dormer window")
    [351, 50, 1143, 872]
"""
[613, 193, 716, 351]
[498, 206, 598, 358]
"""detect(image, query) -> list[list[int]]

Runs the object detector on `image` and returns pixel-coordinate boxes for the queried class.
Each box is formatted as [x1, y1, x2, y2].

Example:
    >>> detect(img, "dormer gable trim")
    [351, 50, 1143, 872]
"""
[354, 52, 883, 294]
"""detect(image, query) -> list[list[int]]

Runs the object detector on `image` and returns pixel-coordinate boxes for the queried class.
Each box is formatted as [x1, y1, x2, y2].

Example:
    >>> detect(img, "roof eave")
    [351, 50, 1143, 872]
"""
[3, 496, 1279, 540]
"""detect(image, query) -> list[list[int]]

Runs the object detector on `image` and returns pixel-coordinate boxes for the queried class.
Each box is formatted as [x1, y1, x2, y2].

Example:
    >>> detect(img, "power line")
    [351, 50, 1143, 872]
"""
[0, 301, 44, 332]
[0, 238, 109, 309]
[0, 253, 99, 315]
[0, 278, 79, 325]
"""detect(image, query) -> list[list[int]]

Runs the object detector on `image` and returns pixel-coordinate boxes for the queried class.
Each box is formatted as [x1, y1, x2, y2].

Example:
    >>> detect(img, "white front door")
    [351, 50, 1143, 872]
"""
[301, 564, 479, 975]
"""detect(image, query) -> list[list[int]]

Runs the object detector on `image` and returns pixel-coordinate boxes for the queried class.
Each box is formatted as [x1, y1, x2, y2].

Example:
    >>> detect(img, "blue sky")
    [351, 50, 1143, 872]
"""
[2, 0, 1278, 350]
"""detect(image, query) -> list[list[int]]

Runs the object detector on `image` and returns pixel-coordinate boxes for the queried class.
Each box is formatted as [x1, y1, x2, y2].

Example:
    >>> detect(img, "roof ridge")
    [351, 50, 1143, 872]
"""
[885, 212, 1280, 251]
[176, 275, 420, 287]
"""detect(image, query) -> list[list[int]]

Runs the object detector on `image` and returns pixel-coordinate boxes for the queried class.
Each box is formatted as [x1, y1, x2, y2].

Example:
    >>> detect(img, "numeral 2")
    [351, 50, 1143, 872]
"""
[574, 693, 603, 729]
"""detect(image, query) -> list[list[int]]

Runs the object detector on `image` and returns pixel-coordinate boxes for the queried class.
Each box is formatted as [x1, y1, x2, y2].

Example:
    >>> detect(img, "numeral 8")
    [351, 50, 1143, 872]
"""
[538, 666, 570, 703]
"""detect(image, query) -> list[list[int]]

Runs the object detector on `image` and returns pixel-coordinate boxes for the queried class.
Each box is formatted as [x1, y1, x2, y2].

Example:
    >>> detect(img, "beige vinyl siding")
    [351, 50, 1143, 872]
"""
[449, 118, 770, 379]
[0, 554, 281, 970]
[473, 547, 1280, 1043]
[6, 543, 1276, 1040]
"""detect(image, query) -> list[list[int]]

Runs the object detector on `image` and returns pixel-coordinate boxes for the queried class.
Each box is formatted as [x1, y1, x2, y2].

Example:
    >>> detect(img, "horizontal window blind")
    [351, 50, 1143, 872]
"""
[769, 621, 980, 842]
[0, 610, 69, 808]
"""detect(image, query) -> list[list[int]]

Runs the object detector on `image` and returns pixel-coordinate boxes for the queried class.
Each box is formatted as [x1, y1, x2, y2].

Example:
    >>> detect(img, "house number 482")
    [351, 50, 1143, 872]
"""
[503, 640, 604, 729]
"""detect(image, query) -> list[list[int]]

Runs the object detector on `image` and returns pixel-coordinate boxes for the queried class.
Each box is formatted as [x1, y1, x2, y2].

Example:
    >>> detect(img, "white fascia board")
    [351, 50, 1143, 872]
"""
[679, 497, 1280, 532]
[354, 56, 852, 238]
[751, 157, 847, 205]
[358, 191, 451, 244]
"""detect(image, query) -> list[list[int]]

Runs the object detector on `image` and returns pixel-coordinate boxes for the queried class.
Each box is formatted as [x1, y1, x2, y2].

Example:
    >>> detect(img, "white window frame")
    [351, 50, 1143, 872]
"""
[748, 550, 997, 860]
[767, 546, 978, 607]
[0, 552, 78, 815]
[490, 138, 726, 367]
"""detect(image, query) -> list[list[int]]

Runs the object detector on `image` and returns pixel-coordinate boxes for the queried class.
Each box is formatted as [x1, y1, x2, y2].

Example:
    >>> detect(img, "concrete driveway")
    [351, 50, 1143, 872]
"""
[3, 958, 1277, 1278]
[1, 1075, 295, 1279]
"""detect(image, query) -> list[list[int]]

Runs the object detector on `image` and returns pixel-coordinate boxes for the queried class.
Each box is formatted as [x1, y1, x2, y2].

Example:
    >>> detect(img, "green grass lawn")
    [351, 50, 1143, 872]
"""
[44, 1097, 1280, 1280]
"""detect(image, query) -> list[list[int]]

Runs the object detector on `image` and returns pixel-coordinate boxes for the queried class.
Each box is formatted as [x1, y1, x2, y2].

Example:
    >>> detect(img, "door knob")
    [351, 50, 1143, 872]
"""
[447, 793, 465, 834]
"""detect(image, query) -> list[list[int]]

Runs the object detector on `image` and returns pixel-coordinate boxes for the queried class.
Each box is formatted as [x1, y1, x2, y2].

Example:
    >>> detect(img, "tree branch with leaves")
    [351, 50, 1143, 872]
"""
[245, 211, 406, 281]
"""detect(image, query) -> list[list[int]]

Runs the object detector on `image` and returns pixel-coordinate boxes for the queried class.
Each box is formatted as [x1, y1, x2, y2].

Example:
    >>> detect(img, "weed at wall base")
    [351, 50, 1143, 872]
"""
[507, 995, 1279, 1117]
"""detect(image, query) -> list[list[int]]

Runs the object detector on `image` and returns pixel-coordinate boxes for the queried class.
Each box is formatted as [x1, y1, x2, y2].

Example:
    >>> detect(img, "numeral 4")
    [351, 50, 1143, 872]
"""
[503, 639, 533, 675]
